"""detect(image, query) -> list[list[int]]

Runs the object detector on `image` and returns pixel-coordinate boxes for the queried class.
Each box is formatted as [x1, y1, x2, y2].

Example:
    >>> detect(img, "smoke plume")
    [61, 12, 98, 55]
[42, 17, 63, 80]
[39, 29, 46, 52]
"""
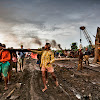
[51, 40, 57, 48]
[58, 44, 62, 50]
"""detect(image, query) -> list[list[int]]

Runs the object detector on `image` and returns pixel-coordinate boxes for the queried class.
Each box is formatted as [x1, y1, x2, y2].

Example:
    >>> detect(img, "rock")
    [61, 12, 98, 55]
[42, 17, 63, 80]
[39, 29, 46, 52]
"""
[92, 82, 96, 84]
[71, 74, 74, 78]
[16, 83, 22, 89]
[76, 94, 81, 99]
[89, 93, 92, 100]
[82, 90, 85, 93]
[10, 95, 20, 100]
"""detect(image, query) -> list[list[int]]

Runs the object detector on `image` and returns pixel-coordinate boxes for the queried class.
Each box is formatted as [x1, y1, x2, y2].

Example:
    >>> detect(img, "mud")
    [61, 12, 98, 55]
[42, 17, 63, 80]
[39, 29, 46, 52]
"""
[0, 58, 100, 100]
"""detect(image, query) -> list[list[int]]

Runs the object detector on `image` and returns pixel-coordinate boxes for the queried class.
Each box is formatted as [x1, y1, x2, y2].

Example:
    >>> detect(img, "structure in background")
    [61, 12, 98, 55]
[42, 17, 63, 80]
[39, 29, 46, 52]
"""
[80, 26, 94, 49]
[94, 27, 100, 63]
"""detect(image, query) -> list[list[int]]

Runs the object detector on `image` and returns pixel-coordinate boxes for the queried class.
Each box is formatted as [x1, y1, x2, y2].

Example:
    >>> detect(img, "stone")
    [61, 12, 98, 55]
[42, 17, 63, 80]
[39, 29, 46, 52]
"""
[10, 95, 20, 100]
[16, 83, 22, 89]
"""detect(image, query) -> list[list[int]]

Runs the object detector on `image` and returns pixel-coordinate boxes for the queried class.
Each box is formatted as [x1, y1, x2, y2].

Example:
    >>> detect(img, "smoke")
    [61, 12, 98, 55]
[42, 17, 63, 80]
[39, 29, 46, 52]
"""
[58, 44, 62, 50]
[31, 36, 42, 46]
[19, 34, 42, 47]
[51, 40, 57, 48]
[45, 39, 50, 43]
[50, 39, 62, 50]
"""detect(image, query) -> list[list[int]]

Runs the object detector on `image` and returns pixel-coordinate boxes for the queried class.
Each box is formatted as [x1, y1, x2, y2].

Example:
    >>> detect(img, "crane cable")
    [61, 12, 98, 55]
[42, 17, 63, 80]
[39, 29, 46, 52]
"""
[79, 29, 82, 49]
[86, 28, 96, 38]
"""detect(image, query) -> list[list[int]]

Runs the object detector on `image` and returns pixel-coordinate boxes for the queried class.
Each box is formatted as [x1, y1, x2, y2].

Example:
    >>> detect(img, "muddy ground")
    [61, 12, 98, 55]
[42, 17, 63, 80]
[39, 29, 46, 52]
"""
[0, 58, 100, 100]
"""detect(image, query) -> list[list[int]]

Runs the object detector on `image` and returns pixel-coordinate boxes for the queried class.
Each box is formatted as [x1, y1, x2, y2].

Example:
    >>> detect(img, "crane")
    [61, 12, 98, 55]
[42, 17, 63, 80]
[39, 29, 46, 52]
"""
[80, 26, 94, 49]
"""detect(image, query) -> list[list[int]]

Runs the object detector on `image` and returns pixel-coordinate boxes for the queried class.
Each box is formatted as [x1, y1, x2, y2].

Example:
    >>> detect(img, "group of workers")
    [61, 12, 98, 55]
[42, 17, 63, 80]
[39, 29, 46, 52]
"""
[0, 43, 58, 92]
[0, 43, 25, 90]
[0, 42, 90, 92]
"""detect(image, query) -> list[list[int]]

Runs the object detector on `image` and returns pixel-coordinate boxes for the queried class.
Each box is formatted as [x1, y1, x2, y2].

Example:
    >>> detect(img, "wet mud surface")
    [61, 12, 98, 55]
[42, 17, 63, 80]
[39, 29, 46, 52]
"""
[0, 58, 100, 100]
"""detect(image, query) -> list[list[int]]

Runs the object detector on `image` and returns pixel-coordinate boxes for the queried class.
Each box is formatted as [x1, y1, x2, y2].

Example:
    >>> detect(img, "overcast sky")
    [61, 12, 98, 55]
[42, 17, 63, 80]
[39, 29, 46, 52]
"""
[0, 0, 100, 49]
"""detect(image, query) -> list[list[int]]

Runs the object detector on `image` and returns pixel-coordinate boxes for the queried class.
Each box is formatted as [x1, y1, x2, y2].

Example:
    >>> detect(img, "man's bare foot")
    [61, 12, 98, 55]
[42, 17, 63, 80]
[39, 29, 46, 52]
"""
[55, 81, 59, 87]
[4, 87, 8, 90]
[42, 86, 47, 92]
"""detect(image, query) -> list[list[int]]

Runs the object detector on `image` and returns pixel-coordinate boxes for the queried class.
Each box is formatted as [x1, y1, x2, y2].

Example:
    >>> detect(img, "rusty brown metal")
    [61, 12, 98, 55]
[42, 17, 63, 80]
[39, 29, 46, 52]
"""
[94, 27, 100, 63]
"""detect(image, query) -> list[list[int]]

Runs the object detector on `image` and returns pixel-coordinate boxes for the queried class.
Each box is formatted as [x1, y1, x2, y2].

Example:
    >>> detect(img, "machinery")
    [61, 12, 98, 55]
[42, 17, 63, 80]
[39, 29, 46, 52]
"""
[80, 26, 100, 63]
[80, 26, 94, 49]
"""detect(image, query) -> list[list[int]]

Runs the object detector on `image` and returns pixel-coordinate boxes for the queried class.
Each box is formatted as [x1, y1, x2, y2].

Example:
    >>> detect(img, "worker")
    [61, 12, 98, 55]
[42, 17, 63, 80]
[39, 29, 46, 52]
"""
[0, 43, 11, 90]
[77, 49, 83, 71]
[12, 52, 17, 73]
[28, 43, 58, 92]
[41, 43, 58, 92]
[19, 45, 25, 72]
[84, 48, 90, 65]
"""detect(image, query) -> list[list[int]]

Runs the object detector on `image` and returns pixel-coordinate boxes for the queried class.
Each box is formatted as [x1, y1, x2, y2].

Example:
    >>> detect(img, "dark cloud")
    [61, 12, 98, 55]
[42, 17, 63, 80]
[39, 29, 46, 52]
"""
[0, 0, 100, 48]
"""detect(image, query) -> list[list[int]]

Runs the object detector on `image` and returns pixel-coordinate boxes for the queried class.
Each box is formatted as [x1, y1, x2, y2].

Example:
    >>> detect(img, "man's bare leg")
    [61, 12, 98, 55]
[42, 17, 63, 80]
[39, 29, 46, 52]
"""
[8, 71, 11, 84]
[51, 72, 59, 86]
[4, 77, 8, 90]
[45, 71, 48, 84]
[20, 64, 21, 72]
[42, 71, 47, 92]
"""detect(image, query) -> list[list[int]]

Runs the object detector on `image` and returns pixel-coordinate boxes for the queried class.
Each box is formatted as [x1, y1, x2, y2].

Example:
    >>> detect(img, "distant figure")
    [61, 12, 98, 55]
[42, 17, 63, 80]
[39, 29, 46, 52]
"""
[84, 48, 90, 65]
[0, 43, 11, 90]
[12, 52, 17, 73]
[77, 49, 83, 71]
[19, 45, 25, 72]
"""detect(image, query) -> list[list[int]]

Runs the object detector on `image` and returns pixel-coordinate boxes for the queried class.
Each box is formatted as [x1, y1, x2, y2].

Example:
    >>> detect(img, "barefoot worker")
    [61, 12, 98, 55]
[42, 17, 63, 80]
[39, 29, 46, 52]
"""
[41, 43, 58, 92]
[0, 43, 11, 90]
[28, 43, 58, 92]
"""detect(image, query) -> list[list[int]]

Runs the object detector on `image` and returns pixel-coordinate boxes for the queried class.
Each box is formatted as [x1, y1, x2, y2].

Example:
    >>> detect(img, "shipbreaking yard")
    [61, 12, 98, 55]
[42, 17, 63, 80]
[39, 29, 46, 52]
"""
[0, 26, 100, 100]
[1, 0, 100, 100]
[0, 57, 100, 100]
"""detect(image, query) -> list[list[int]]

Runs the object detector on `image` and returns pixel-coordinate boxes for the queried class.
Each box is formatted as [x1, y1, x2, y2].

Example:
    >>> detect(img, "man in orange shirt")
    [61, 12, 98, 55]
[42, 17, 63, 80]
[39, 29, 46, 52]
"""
[0, 43, 11, 90]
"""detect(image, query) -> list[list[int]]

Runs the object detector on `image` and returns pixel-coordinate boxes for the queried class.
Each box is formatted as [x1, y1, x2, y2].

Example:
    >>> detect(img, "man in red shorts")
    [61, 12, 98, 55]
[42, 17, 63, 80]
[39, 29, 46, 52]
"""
[41, 43, 58, 92]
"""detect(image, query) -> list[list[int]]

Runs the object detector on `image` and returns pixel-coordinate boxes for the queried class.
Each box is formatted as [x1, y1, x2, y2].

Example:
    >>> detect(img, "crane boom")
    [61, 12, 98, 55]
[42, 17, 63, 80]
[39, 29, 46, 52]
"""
[80, 26, 93, 48]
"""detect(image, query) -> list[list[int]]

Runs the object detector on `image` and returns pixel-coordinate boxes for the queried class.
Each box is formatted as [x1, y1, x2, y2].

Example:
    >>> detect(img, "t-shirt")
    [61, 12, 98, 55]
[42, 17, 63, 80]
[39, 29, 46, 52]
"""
[0, 50, 11, 63]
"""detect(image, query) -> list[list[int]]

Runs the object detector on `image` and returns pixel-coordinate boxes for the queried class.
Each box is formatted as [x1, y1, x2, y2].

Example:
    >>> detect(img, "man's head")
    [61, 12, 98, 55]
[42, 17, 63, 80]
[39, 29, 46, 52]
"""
[45, 43, 51, 50]
[2, 44, 6, 48]
[21, 45, 23, 49]
[0, 43, 2, 50]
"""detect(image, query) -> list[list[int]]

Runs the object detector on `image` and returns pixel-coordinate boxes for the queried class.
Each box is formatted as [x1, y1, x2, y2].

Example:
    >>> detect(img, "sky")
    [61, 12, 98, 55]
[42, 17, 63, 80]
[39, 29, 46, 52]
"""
[0, 0, 100, 49]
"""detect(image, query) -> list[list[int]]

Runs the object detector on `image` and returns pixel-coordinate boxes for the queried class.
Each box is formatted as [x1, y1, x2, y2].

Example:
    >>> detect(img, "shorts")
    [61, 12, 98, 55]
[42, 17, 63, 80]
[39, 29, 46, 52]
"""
[0, 61, 10, 77]
[41, 66, 54, 73]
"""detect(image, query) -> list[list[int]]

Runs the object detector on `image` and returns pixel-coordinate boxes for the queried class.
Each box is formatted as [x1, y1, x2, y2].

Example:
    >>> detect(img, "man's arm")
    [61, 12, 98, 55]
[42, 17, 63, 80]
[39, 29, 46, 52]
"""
[29, 49, 42, 55]
[0, 49, 3, 55]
